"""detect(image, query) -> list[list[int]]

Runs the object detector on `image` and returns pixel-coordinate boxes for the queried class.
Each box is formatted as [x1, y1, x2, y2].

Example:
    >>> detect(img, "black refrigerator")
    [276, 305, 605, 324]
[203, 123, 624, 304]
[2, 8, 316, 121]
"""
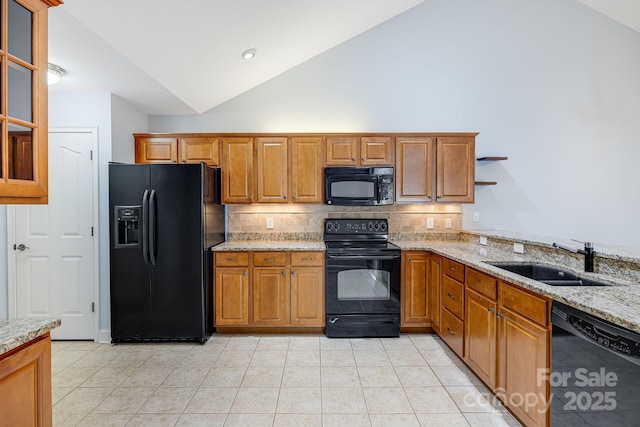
[108, 163, 224, 343]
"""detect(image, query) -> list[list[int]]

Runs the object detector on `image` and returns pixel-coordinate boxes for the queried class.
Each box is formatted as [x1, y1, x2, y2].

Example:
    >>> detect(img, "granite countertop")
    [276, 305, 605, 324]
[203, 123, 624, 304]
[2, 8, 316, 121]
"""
[394, 240, 640, 334]
[0, 317, 61, 355]
[213, 241, 326, 251]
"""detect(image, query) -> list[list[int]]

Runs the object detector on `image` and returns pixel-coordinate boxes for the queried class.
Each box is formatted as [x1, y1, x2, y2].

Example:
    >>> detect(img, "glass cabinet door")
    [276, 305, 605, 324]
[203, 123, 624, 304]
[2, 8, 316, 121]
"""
[0, 0, 61, 204]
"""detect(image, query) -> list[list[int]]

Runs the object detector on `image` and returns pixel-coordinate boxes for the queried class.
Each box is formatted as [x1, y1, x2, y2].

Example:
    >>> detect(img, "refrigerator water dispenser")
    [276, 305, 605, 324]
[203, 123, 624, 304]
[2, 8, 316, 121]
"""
[114, 206, 141, 248]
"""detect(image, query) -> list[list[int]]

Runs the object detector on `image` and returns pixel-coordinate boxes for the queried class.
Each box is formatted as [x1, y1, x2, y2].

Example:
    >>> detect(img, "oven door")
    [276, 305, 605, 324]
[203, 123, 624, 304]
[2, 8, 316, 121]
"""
[325, 253, 400, 315]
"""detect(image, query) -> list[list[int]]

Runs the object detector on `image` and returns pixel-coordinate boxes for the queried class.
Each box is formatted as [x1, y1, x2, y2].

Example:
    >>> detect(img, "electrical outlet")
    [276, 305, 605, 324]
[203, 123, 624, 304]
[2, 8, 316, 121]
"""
[266, 217, 274, 229]
[513, 243, 525, 254]
[445, 218, 452, 229]
[426, 217, 434, 229]
[473, 212, 480, 222]
[479, 236, 488, 246]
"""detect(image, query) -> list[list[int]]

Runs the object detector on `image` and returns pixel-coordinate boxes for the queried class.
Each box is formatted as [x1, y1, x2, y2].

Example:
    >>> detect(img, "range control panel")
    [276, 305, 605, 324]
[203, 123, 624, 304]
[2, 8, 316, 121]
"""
[324, 218, 388, 235]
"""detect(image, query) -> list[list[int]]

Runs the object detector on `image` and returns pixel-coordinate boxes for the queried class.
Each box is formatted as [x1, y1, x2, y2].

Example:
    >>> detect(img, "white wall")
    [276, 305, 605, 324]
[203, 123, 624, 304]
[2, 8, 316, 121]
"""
[0, 207, 7, 318]
[111, 94, 147, 163]
[149, 0, 640, 248]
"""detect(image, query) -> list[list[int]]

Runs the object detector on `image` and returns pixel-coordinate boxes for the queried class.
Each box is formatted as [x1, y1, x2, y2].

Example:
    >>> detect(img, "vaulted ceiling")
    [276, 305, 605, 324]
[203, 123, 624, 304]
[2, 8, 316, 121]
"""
[47, 0, 639, 116]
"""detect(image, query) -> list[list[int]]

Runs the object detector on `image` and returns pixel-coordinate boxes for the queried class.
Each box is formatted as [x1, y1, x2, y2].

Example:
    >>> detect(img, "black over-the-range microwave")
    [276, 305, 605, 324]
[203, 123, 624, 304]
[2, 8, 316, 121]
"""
[324, 167, 394, 206]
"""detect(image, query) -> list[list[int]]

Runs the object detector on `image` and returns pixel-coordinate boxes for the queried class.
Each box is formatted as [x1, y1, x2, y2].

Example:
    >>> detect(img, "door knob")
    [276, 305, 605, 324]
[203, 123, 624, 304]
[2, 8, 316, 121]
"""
[14, 244, 29, 251]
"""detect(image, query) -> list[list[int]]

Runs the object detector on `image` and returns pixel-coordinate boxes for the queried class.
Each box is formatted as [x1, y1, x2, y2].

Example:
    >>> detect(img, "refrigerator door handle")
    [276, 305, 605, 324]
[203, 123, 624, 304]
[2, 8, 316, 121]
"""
[142, 189, 150, 265]
[149, 189, 157, 266]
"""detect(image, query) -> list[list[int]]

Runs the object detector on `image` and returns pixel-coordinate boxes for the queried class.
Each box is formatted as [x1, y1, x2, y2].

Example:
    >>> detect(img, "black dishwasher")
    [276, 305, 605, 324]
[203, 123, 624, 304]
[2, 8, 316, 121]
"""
[551, 301, 640, 426]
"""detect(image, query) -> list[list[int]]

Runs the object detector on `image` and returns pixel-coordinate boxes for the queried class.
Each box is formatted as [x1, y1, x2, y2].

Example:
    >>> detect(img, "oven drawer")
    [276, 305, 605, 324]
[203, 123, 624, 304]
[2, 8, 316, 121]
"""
[253, 252, 287, 267]
[442, 276, 464, 319]
[291, 251, 323, 266]
[215, 252, 249, 267]
[441, 307, 464, 357]
[443, 258, 465, 282]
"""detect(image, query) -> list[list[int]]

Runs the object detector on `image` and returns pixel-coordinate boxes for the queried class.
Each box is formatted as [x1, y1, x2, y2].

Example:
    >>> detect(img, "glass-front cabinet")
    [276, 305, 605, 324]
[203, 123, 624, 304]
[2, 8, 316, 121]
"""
[0, 0, 61, 204]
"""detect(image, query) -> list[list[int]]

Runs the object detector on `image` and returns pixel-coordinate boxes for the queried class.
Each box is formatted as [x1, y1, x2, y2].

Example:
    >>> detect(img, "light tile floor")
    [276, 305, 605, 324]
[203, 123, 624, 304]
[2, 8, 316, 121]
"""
[51, 334, 521, 427]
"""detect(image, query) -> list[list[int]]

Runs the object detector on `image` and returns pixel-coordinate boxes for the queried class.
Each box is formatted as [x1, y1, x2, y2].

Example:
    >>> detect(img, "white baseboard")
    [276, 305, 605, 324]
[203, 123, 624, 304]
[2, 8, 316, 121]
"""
[98, 329, 111, 344]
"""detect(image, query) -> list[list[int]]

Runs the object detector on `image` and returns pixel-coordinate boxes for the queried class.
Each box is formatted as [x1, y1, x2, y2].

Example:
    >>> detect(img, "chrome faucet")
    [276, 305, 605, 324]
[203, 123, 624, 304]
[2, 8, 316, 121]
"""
[552, 240, 595, 273]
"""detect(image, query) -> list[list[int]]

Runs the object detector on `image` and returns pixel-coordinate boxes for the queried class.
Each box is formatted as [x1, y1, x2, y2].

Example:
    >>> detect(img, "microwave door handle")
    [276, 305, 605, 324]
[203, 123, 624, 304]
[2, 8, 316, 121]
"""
[376, 176, 382, 204]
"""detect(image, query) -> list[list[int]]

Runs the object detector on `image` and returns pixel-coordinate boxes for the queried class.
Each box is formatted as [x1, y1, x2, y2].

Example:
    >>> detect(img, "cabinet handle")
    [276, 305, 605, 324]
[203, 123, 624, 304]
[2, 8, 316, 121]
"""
[226, 257, 238, 261]
[497, 313, 503, 318]
[447, 293, 455, 300]
[406, 258, 411, 262]
[435, 261, 440, 265]
[361, 157, 365, 161]
[447, 328, 455, 335]
[437, 195, 441, 199]
[264, 257, 275, 261]
[283, 196, 287, 199]
[449, 266, 456, 271]
[291, 271, 296, 275]
[243, 271, 247, 276]
[182, 159, 187, 163]
[281, 271, 285, 275]
[352, 158, 355, 161]
[292, 196, 296, 199]
[488, 307, 495, 313]
[301, 257, 312, 261]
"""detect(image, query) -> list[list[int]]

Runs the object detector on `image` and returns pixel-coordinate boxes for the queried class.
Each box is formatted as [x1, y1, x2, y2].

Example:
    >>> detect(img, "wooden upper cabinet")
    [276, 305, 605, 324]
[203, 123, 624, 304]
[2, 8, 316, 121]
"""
[256, 137, 288, 203]
[135, 137, 179, 163]
[222, 137, 254, 203]
[326, 136, 393, 166]
[290, 137, 323, 203]
[436, 136, 475, 203]
[361, 136, 393, 165]
[0, 0, 62, 204]
[395, 137, 435, 203]
[179, 137, 220, 165]
[326, 136, 358, 166]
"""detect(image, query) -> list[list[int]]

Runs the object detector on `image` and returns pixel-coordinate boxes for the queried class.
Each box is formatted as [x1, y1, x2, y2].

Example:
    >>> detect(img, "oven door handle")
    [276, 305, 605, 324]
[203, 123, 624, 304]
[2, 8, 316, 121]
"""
[327, 254, 400, 260]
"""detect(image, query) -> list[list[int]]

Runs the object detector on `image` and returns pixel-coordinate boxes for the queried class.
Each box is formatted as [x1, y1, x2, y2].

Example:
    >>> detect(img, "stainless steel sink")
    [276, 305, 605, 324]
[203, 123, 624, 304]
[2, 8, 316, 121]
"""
[489, 263, 609, 286]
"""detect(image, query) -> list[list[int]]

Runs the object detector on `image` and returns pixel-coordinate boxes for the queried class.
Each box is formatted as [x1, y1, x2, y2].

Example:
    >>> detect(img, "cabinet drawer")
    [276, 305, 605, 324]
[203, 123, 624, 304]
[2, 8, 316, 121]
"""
[443, 258, 465, 282]
[253, 252, 287, 266]
[466, 268, 497, 300]
[499, 281, 549, 327]
[215, 252, 249, 267]
[291, 251, 323, 266]
[441, 307, 464, 357]
[442, 276, 464, 319]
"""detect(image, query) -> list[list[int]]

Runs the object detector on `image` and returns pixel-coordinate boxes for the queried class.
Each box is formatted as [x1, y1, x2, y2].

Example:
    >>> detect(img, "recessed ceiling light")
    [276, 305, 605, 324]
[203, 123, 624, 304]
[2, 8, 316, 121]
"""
[241, 48, 256, 60]
[47, 63, 66, 85]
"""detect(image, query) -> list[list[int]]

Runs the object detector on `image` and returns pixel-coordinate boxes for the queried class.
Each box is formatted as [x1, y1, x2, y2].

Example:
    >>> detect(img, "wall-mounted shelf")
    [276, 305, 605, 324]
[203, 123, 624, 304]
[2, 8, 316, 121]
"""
[476, 156, 507, 185]
[477, 156, 508, 161]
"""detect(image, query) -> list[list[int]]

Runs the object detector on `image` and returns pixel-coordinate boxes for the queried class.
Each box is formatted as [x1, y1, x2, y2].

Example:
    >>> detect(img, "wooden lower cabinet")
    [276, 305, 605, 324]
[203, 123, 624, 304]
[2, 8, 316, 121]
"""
[253, 267, 289, 326]
[214, 267, 250, 326]
[402, 252, 430, 327]
[498, 304, 550, 427]
[214, 251, 324, 329]
[464, 289, 497, 389]
[0, 334, 52, 427]
[429, 255, 442, 333]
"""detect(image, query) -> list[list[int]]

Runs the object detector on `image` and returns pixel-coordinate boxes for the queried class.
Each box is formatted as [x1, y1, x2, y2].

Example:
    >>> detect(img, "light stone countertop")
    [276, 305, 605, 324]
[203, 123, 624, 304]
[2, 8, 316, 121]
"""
[211, 237, 640, 334]
[212, 241, 326, 251]
[394, 240, 640, 334]
[0, 317, 61, 355]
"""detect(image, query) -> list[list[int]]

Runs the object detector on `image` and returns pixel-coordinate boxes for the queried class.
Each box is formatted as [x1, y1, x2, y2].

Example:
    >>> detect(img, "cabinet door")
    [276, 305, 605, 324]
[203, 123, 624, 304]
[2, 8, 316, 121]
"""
[0, 335, 52, 427]
[222, 137, 254, 203]
[253, 267, 289, 326]
[214, 268, 249, 326]
[498, 305, 550, 427]
[436, 136, 475, 203]
[326, 136, 358, 166]
[290, 137, 323, 203]
[255, 137, 288, 203]
[135, 137, 178, 164]
[429, 255, 442, 333]
[465, 289, 497, 390]
[360, 136, 393, 166]
[402, 252, 430, 326]
[395, 137, 435, 202]
[179, 137, 220, 165]
[290, 267, 324, 326]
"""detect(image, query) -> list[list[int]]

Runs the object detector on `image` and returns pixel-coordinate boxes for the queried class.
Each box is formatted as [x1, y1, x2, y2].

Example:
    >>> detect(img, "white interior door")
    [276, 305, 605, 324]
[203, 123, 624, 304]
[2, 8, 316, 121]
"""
[13, 129, 97, 340]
